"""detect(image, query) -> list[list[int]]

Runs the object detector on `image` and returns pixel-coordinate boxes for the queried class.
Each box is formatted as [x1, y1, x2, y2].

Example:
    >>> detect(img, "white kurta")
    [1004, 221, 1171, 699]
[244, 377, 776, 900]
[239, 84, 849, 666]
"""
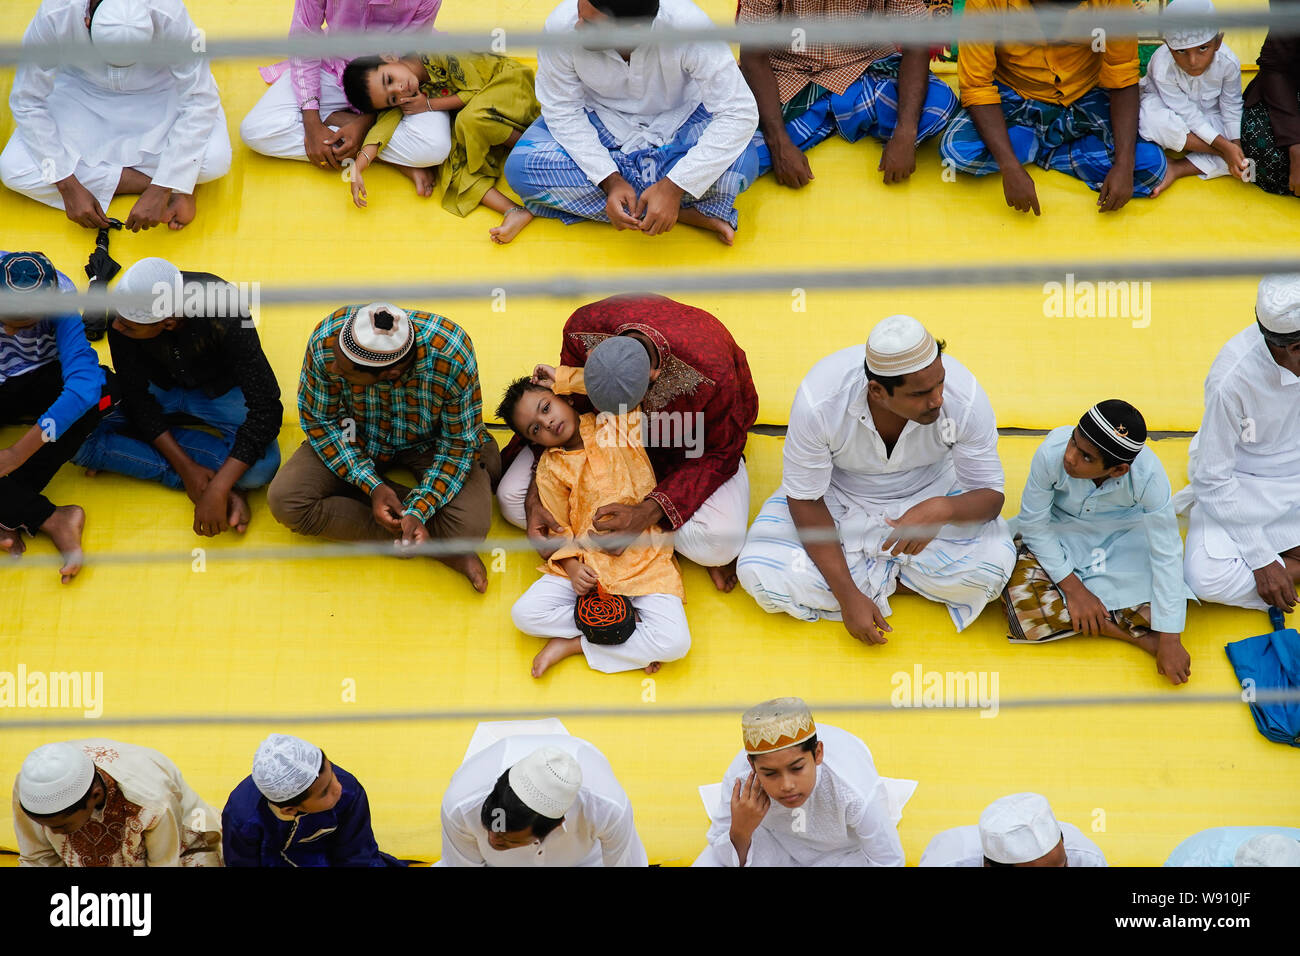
[1138, 44, 1243, 179]
[918, 822, 1107, 867]
[737, 348, 1016, 630]
[693, 724, 905, 867]
[1179, 326, 1300, 609]
[535, 0, 758, 198]
[12, 738, 222, 867]
[2, 0, 229, 209]
[439, 733, 648, 867]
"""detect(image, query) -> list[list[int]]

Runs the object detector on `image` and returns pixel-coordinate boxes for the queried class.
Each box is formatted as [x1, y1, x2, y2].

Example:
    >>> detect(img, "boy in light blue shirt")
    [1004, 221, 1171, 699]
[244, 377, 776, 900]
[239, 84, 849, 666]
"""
[1002, 399, 1192, 684]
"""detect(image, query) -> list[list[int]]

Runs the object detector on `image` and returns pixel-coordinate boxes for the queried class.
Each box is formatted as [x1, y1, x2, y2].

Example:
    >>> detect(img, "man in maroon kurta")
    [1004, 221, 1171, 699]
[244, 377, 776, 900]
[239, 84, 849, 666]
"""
[499, 294, 758, 590]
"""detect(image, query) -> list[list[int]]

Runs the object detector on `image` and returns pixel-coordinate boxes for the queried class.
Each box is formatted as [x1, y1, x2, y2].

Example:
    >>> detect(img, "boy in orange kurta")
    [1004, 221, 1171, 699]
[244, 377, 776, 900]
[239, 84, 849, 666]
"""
[498, 365, 690, 678]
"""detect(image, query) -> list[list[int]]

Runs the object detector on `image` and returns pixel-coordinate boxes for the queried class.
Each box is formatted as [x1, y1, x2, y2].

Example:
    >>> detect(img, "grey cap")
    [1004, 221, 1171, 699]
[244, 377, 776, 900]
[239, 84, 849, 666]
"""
[585, 336, 651, 414]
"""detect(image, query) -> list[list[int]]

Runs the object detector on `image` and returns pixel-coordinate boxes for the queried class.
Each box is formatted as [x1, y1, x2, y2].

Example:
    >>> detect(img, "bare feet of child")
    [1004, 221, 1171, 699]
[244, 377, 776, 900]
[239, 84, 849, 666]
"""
[436, 552, 489, 593]
[489, 206, 533, 244]
[531, 636, 583, 677]
[1, 529, 26, 558]
[41, 505, 85, 584]
[1151, 157, 1199, 198]
[677, 207, 735, 245]
[706, 560, 738, 593]
[227, 489, 251, 534]
[166, 192, 196, 230]
[644, 661, 661, 674]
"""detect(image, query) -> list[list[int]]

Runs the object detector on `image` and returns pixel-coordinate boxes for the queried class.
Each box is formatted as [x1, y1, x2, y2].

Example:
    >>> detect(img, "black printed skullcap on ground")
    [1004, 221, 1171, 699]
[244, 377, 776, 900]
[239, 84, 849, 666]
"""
[574, 585, 637, 645]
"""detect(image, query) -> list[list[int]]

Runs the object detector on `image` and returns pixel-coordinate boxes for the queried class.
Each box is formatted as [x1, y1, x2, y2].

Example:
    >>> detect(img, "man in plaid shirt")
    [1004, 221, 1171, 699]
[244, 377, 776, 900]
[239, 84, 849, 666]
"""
[268, 303, 500, 591]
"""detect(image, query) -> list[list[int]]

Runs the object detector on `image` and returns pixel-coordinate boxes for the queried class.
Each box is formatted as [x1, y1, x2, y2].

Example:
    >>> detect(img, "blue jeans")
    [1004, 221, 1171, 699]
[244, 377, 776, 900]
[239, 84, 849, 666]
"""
[72, 384, 280, 490]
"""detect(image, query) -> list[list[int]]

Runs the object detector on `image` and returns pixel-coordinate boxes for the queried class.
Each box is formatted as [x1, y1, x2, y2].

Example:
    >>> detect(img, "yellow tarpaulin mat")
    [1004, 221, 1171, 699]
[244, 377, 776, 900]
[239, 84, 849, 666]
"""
[1, 0, 1297, 868]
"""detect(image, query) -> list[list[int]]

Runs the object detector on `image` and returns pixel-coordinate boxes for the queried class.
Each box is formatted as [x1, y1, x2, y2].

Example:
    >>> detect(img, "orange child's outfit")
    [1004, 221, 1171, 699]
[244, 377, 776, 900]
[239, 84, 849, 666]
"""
[509, 367, 691, 673]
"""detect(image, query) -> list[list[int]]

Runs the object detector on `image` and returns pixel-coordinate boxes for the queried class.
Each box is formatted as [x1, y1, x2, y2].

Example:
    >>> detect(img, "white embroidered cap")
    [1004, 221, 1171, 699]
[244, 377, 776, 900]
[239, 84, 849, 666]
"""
[866, 314, 939, 377]
[1233, 833, 1300, 867]
[1164, 0, 1219, 51]
[90, 0, 156, 68]
[339, 303, 416, 368]
[115, 257, 182, 323]
[507, 747, 582, 819]
[18, 743, 96, 815]
[1256, 274, 1300, 335]
[978, 792, 1063, 864]
[252, 734, 323, 802]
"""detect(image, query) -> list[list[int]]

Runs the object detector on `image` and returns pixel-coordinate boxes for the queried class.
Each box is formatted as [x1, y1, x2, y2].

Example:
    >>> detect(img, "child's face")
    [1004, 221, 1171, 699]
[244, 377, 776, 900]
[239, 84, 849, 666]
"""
[1169, 35, 1222, 77]
[748, 742, 823, 810]
[512, 387, 580, 447]
[366, 59, 424, 109]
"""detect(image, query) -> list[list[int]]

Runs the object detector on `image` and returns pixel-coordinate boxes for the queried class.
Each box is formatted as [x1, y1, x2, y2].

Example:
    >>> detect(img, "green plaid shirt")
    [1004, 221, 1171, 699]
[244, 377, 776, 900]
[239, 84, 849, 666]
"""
[298, 306, 488, 522]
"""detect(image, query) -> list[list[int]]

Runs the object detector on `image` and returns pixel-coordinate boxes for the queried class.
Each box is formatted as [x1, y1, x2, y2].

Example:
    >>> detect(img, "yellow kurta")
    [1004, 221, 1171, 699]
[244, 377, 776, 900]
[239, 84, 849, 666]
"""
[366, 53, 540, 215]
[535, 399, 684, 601]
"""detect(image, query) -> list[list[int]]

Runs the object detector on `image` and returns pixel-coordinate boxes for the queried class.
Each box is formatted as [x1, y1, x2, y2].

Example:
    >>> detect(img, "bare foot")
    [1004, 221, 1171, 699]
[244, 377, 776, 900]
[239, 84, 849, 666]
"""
[167, 192, 196, 230]
[227, 489, 251, 534]
[644, 661, 661, 674]
[489, 206, 533, 244]
[83, 469, 98, 477]
[40, 505, 85, 584]
[531, 636, 583, 678]
[677, 207, 735, 245]
[436, 552, 489, 593]
[1151, 157, 1198, 198]
[706, 560, 738, 593]
[1, 529, 27, 558]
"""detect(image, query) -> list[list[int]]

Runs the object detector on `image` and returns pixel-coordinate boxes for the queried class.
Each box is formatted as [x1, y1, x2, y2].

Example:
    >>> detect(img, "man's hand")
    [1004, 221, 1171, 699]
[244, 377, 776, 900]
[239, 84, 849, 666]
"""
[1097, 165, 1133, 213]
[372, 484, 405, 535]
[304, 114, 340, 170]
[56, 176, 112, 229]
[395, 514, 429, 554]
[0, 446, 23, 479]
[1001, 166, 1041, 215]
[842, 590, 892, 645]
[1154, 632, 1191, 685]
[879, 131, 918, 185]
[770, 134, 814, 189]
[525, 483, 563, 558]
[124, 184, 172, 232]
[599, 173, 641, 230]
[1060, 577, 1111, 635]
[1254, 560, 1298, 611]
[729, 771, 771, 842]
[591, 500, 660, 555]
[193, 484, 231, 537]
[882, 497, 951, 556]
[328, 116, 372, 162]
[567, 561, 599, 596]
[636, 178, 684, 236]
[180, 463, 217, 506]
[1219, 139, 1249, 180]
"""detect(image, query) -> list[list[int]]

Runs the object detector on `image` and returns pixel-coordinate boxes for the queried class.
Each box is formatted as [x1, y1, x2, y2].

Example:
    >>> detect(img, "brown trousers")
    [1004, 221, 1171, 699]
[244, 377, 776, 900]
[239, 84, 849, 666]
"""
[268, 435, 502, 544]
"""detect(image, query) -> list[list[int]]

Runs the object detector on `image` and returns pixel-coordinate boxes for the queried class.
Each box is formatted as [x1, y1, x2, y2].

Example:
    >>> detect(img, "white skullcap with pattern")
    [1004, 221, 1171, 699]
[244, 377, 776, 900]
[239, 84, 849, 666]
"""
[252, 734, 323, 802]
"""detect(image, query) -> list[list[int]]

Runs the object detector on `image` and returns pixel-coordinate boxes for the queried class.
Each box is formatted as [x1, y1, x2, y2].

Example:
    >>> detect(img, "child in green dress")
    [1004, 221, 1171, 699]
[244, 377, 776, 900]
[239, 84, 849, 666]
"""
[342, 53, 541, 244]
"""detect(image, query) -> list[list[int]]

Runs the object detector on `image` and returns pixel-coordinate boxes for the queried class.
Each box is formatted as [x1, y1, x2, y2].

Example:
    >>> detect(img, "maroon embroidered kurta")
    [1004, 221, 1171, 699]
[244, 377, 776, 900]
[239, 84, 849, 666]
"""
[555, 294, 758, 529]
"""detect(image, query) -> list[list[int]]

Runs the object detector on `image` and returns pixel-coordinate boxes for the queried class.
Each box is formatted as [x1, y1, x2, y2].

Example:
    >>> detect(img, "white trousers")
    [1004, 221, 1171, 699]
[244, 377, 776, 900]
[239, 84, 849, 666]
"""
[1138, 93, 1232, 178]
[239, 70, 451, 168]
[497, 446, 751, 568]
[510, 574, 691, 673]
[736, 490, 1016, 632]
[1183, 503, 1276, 610]
[0, 109, 232, 212]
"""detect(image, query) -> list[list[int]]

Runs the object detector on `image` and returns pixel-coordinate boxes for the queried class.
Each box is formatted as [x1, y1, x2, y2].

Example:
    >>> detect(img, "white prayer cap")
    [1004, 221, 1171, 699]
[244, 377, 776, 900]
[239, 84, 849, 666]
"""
[1164, 0, 1219, 51]
[742, 697, 817, 756]
[339, 303, 416, 369]
[251, 734, 323, 802]
[115, 257, 182, 323]
[865, 314, 939, 377]
[507, 747, 582, 819]
[18, 743, 96, 815]
[1233, 833, 1300, 867]
[90, 0, 156, 68]
[978, 792, 1063, 864]
[1256, 274, 1300, 335]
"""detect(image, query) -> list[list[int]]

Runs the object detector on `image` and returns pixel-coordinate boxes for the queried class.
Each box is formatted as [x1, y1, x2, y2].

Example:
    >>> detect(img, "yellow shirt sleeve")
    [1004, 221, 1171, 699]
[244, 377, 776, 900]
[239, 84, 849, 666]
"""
[553, 366, 586, 397]
[363, 108, 402, 150]
[1096, 0, 1139, 90]
[957, 0, 1004, 108]
[536, 452, 582, 569]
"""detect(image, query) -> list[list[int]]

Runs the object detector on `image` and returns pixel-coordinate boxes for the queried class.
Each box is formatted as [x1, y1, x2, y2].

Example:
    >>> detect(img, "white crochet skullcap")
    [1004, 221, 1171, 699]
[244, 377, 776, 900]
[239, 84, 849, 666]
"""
[1233, 833, 1300, 867]
[507, 747, 582, 819]
[866, 315, 939, 377]
[1256, 274, 1300, 335]
[252, 734, 323, 802]
[115, 257, 182, 323]
[339, 303, 415, 368]
[18, 743, 96, 815]
[90, 0, 155, 68]
[979, 792, 1063, 864]
[1164, 0, 1219, 51]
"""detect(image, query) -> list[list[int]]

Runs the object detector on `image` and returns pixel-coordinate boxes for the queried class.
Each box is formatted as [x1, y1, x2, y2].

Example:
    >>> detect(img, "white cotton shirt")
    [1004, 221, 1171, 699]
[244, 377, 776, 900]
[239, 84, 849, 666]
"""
[10, 0, 222, 195]
[534, 0, 759, 198]
[694, 724, 905, 867]
[1139, 44, 1243, 145]
[438, 734, 648, 867]
[782, 347, 1006, 517]
[1185, 326, 1300, 568]
[918, 822, 1108, 867]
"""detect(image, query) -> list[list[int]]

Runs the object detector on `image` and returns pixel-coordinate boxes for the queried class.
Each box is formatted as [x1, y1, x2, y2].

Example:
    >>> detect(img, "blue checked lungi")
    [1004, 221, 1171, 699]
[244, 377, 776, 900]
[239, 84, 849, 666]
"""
[753, 57, 959, 177]
[504, 103, 759, 229]
[938, 83, 1167, 195]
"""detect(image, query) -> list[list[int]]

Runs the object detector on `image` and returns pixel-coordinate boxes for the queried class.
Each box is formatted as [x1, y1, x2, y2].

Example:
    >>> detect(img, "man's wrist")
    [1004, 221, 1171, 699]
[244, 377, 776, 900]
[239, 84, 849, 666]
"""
[598, 172, 627, 195]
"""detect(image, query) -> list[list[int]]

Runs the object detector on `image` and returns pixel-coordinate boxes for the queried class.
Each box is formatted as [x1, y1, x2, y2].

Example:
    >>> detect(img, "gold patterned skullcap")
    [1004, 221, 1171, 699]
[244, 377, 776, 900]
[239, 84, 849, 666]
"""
[865, 314, 939, 377]
[742, 697, 818, 756]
